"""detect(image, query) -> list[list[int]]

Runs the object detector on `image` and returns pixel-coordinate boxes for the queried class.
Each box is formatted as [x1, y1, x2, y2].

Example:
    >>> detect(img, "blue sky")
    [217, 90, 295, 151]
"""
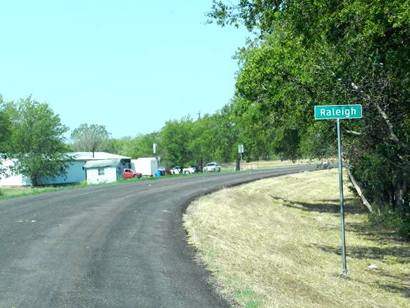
[0, 0, 248, 138]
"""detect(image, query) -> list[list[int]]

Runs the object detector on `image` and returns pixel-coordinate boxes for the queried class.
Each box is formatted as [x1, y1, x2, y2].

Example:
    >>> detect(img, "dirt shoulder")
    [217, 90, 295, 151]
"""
[183, 169, 410, 307]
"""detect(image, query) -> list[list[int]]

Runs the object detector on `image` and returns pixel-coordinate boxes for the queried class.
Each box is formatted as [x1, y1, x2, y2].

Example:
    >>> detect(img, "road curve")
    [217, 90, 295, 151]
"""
[0, 165, 317, 308]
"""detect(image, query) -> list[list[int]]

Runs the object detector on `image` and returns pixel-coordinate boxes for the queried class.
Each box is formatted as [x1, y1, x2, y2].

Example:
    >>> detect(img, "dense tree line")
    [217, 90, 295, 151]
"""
[207, 0, 410, 236]
[105, 109, 241, 169]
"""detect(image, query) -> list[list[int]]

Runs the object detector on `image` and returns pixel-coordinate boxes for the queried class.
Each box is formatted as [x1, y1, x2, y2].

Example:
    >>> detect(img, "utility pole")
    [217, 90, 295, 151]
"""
[237, 144, 244, 171]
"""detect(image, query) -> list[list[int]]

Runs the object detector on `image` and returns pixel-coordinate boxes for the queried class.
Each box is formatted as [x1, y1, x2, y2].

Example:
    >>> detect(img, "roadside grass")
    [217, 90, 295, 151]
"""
[0, 182, 87, 200]
[0, 172, 192, 200]
[220, 158, 331, 172]
[183, 169, 410, 307]
[0, 172, 195, 200]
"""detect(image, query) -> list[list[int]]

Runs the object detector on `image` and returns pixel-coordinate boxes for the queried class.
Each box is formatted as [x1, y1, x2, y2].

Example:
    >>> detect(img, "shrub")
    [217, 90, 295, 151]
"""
[369, 206, 410, 240]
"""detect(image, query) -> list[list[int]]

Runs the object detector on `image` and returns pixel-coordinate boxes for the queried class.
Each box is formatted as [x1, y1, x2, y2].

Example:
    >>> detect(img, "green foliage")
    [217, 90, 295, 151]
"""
[160, 117, 194, 166]
[299, 122, 335, 159]
[369, 207, 410, 239]
[231, 96, 275, 161]
[273, 128, 300, 162]
[6, 97, 69, 186]
[189, 109, 239, 165]
[71, 123, 110, 156]
[0, 96, 12, 177]
[99, 138, 125, 154]
[208, 0, 410, 227]
[122, 133, 160, 158]
[0, 96, 11, 150]
[399, 220, 410, 239]
[188, 115, 214, 166]
[208, 0, 282, 36]
[155, 109, 242, 167]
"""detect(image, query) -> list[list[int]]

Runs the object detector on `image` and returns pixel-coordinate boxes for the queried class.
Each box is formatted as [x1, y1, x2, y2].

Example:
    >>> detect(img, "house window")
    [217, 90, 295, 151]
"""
[98, 168, 105, 175]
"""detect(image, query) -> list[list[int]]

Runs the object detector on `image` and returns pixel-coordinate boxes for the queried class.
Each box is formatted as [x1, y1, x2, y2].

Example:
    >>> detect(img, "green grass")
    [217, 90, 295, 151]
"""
[0, 172, 195, 200]
[183, 169, 410, 307]
[0, 183, 87, 200]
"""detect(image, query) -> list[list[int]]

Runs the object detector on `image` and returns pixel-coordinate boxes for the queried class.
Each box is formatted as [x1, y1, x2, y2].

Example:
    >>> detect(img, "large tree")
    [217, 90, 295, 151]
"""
[7, 97, 69, 186]
[71, 123, 110, 157]
[0, 96, 12, 177]
[122, 132, 161, 159]
[160, 118, 194, 167]
[209, 1, 410, 220]
[0, 96, 11, 151]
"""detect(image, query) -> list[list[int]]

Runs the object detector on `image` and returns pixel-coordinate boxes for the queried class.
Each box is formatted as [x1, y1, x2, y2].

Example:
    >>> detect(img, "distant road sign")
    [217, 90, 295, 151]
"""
[314, 104, 362, 120]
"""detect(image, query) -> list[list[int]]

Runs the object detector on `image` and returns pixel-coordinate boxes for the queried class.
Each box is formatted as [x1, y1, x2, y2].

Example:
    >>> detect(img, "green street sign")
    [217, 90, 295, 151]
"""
[314, 104, 362, 120]
[314, 103, 362, 275]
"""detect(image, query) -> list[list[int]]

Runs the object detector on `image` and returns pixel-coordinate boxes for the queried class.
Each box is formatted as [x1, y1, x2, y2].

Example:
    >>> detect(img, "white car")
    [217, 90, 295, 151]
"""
[203, 162, 221, 172]
[170, 166, 182, 175]
[183, 166, 197, 174]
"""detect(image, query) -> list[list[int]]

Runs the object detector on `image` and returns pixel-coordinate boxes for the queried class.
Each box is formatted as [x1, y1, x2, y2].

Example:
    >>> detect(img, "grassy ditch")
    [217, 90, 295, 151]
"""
[0, 173, 188, 200]
[0, 182, 88, 200]
[0, 186, 65, 199]
[183, 169, 410, 307]
[220, 158, 329, 172]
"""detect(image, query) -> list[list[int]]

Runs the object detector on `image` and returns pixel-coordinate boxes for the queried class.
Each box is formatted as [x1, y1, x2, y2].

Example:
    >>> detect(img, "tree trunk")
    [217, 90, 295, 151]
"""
[31, 175, 39, 187]
[346, 168, 373, 212]
[394, 179, 407, 215]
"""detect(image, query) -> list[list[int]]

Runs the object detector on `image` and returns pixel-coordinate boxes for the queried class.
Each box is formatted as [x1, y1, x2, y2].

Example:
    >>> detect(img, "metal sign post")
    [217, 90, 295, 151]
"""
[337, 118, 347, 275]
[238, 144, 244, 157]
[236, 144, 244, 171]
[314, 104, 362, 275]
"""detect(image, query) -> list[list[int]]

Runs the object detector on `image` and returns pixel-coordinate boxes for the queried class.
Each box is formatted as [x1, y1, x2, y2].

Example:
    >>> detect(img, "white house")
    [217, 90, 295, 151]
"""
[0, 152, 130, 187]
[37, 152, 131, 185]
[83, 158, 129, 184]
[0, 158, 31, 186]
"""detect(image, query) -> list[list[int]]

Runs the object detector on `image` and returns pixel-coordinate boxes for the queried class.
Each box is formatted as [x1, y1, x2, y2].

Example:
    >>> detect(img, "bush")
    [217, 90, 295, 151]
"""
[369, 207, 410, 240]
[399, 219, 410, 239]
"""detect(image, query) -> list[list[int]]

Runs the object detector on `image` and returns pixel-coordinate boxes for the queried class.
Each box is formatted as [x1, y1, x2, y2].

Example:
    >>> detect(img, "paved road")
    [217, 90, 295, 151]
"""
[0, 165, 317, 308]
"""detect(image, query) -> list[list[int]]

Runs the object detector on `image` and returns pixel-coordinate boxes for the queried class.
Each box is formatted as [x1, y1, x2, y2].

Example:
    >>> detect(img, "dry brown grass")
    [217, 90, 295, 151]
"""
[183, 169, 410, 307]
[221, 159, 328, 172]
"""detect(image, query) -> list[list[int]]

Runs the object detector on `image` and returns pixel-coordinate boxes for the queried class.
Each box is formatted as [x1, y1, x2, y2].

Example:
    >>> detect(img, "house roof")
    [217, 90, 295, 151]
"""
[84, 158, 124, 169]
[68, 152, 130, 161]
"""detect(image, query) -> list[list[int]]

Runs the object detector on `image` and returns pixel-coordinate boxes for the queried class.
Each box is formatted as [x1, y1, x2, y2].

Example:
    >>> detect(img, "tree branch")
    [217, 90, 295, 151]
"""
[344, 129, 362, 136]
[346, 167, 373, 213]
[372, 101, 400, 143]
[350, 81, 405, 149]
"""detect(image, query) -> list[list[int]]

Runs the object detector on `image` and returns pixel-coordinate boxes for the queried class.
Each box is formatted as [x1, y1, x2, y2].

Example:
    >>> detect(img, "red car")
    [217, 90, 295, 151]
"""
[123, 168, 142, 179]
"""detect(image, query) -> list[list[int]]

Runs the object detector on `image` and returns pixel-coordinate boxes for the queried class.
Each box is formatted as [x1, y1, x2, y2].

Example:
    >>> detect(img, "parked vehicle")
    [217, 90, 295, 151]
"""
[203, 162, 221, 172]
[123, 168, 142, 179]
[170, 166, 183, 175]
[183, 166, 197, 174]
[131, 157, 158, 176]
[157, 167, 166, 176]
